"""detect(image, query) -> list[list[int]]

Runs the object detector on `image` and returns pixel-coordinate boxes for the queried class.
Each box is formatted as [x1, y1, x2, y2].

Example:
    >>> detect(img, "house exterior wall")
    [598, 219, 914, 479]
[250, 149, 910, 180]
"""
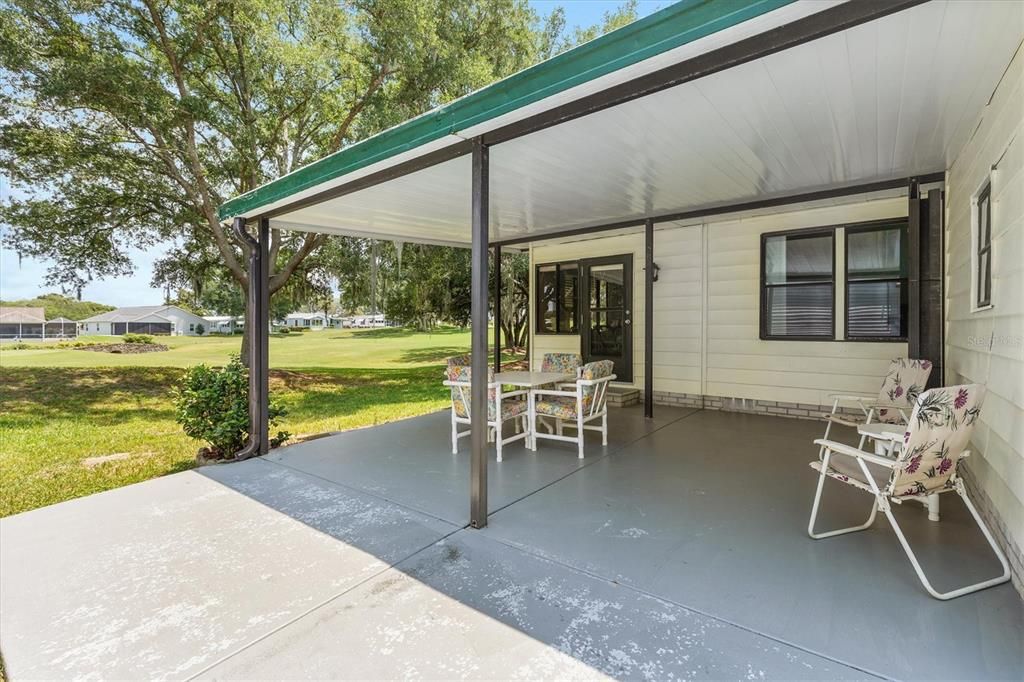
[157, 309, 207, 335]
[529, 197, 908, 407]
[82, 321, 113, 335]
[944, 47, 1023, 588]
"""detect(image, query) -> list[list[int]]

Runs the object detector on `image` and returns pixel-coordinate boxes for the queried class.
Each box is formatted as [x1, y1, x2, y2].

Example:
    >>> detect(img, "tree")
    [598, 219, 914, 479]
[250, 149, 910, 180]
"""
[0, 0, 558, 323]
[0, 292, 113, 320]
[495, 251, 529, 351]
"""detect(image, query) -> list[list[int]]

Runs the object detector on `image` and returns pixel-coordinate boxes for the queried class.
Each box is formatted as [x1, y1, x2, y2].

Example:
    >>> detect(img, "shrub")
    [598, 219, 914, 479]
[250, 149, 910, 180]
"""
[122, 333, 154, 344]
[278, 326, 290, 334]
[173, 354, 289, 458]
[195, 323, 205, 335]
[4, 342, 31, 350]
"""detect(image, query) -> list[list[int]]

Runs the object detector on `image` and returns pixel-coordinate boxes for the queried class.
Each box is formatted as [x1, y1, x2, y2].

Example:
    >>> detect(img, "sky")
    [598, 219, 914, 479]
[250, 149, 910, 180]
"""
[0, 1, 664, 308]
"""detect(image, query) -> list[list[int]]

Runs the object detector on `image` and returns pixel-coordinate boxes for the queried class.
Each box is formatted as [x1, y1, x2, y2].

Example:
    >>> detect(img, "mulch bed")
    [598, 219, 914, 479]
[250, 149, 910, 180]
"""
[74, 343, 169, 354]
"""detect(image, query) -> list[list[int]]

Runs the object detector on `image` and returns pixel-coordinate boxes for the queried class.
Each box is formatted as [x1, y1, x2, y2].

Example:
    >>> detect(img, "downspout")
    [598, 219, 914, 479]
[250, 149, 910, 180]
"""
[231, 217, 262, 461]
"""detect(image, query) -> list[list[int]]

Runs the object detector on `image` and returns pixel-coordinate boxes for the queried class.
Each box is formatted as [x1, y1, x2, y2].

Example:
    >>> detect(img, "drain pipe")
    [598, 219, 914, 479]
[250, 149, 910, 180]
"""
[231, 217, 262, 461]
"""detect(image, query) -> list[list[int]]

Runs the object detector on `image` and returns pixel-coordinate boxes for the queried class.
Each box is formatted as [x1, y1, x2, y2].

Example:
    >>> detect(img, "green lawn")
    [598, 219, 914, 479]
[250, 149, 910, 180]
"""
[0, 328, 476, 517]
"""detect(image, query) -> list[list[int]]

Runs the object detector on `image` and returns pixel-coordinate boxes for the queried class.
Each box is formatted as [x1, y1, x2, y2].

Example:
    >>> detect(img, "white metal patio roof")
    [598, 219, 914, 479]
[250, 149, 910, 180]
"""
[221, 0, 1024, 245]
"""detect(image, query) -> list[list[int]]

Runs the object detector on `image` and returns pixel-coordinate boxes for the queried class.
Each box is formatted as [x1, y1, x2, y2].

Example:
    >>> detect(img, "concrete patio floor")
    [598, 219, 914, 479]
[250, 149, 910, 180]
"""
[1, 406, 1021, 679]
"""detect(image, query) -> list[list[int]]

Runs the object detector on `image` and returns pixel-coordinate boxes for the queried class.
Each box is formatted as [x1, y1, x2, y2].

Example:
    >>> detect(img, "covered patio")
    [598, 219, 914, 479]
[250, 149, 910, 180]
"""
[217, 0, 1023, 532]
[6, 0, 1020, 677]
[2, 407, 1020, 679]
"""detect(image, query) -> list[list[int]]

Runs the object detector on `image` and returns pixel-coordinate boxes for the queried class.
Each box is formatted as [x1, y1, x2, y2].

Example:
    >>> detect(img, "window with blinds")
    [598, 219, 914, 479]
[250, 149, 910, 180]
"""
[760, 229, 835, 340]
[845, 222, 908, 340]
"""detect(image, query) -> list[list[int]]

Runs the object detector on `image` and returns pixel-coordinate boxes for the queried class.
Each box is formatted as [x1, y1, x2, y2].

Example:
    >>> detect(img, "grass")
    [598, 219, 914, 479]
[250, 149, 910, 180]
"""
[0, 328, 482, 517]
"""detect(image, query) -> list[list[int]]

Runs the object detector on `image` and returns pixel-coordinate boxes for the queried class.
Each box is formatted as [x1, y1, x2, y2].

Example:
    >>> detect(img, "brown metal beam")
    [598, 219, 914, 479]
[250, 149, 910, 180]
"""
[470, 138, 490, 529]
[493, 244, 502, 373]
[489, 172, 946, 248]
[644, 218, 654, 419]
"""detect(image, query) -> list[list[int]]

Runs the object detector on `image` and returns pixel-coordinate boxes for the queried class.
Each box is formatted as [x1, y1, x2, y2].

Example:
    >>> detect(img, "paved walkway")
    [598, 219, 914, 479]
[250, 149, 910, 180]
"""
[1, 407, 1020, 679]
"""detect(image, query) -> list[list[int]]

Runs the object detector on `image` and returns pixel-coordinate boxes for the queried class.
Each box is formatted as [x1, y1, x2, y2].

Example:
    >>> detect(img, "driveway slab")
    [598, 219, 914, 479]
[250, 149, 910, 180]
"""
[0, 459, 455, 680]
[202, 529, 868, 680]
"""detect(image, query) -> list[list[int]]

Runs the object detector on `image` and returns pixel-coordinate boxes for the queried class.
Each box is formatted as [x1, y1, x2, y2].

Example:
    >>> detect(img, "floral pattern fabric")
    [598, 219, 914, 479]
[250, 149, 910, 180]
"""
[579, 360, 615, 414]
[534, 359, 614, 420]
[446, 356, 523, 421]
[541, 353, 582, 376]
[535, 396, 578, 419]
[875, 358, 933, 424]
[891, 384, 985, 497]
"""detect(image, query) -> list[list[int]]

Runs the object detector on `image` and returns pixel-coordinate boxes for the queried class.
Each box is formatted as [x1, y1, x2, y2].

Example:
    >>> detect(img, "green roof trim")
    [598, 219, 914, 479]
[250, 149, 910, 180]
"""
[219, 0, 795, 220]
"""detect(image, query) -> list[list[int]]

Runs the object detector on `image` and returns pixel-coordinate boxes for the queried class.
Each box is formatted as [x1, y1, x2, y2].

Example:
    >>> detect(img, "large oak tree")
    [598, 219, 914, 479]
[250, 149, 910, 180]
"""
[0, 0, 555, 296]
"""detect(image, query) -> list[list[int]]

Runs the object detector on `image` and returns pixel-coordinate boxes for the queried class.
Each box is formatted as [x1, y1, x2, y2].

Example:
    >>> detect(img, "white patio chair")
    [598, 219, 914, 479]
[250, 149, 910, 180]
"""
[808, 384, 1011, 600]
[532, 359, 615, 459]
[443, 356, 528, 462]
[820, 357, 933, 456]
[536, 352, 582, 433]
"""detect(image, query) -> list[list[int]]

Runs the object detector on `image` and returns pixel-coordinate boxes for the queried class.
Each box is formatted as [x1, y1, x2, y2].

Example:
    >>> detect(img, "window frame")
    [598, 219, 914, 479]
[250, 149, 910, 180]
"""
[843, 219, 909, 342]
[759, 226, 837, 341]
[975, 181, 992, 309]
[534, 260, 580, 335]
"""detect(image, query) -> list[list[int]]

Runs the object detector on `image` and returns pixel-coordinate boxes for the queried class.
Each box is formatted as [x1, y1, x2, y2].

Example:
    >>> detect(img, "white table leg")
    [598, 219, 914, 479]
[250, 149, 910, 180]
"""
[527, 390, 536, 451]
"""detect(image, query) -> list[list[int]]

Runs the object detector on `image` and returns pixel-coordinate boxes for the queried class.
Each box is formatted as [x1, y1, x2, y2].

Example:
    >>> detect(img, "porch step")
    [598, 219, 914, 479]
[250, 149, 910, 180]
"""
[607, 385, 639, 407]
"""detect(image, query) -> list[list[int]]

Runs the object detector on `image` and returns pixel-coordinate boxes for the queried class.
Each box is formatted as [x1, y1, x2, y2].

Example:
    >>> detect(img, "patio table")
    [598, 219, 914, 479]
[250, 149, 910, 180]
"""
[495, 371, 575, 450]
[857, 422, 941, 522]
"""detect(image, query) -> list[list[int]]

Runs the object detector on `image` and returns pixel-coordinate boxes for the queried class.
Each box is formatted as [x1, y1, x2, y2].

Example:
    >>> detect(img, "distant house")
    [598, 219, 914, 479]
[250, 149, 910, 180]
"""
[350, 313, 389, 328]
[0, 306, 46, 339]
[282, 311, 343, 329]
[0, 307, 79, 340]
[80, 305, 208, 336]
[202, 315, 244, 334]
[44, 317, 78, 339]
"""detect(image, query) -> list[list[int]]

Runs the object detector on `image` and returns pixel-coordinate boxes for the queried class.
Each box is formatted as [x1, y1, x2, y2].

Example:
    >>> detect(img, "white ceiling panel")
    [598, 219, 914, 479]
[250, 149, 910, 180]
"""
[273, 0, 1023, 245]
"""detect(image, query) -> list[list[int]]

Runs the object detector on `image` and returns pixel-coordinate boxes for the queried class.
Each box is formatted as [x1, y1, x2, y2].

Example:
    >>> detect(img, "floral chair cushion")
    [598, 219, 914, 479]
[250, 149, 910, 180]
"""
[541, 353, 582, 375]
[535, 396, 578, 420]
[875, 358, 933, 424]
[579, 360, 614, 413]
[891, 384, 985, 497]
[446, 362, 523, 421]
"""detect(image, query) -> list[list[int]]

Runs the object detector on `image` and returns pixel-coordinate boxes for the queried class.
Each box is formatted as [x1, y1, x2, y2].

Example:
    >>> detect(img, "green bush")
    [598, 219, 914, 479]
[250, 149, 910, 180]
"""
[278, 326, 290, 334]
[4, 342, 32, 350]
[195, 323, 205, 335]
[172, 354, 289, 458]
[122, 333, 154, 344]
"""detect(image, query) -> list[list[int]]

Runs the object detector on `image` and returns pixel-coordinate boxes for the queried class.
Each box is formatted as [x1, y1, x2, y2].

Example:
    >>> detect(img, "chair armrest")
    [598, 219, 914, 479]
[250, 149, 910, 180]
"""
[532, 388, 576, 397]
[499, 388, 529, 399]
[813, 439, 899, 468]
[857, 427, 904, 443]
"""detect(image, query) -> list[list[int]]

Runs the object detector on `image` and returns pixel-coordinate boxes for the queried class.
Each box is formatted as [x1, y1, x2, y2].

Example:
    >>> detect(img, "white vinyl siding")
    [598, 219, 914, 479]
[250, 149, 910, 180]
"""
[528, 198, 907, 402]
[945, 47, 1023, 552]
[705, 199, 907, 405]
